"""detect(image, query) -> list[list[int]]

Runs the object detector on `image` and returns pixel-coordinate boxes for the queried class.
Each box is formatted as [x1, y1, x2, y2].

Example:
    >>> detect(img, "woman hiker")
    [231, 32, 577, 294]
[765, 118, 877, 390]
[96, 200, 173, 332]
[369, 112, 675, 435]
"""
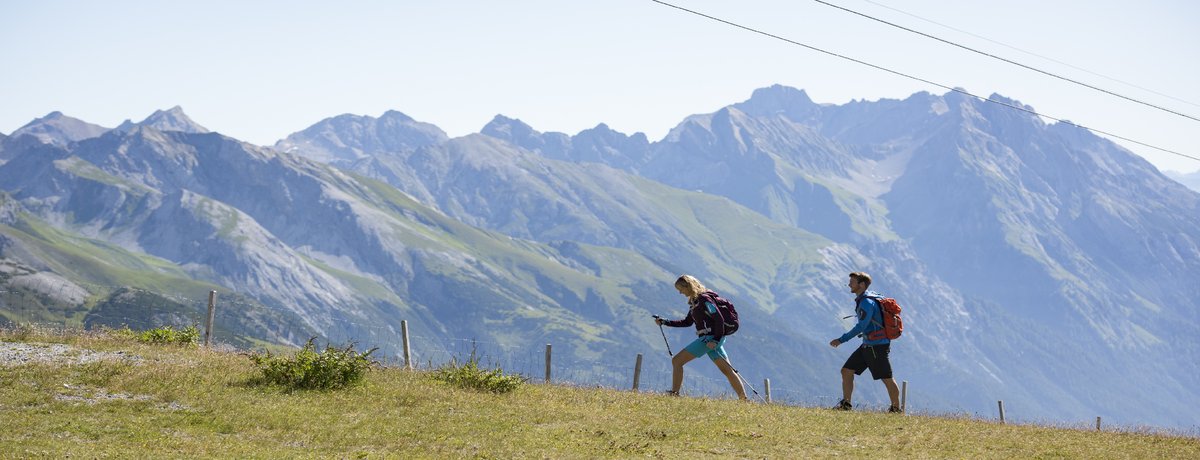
[655, 274, 747, 400]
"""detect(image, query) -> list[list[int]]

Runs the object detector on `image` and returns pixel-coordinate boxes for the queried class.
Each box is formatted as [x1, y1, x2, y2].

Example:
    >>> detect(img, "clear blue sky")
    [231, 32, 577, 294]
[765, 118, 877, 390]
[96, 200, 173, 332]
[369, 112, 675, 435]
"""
[3, 0, 1198, 172]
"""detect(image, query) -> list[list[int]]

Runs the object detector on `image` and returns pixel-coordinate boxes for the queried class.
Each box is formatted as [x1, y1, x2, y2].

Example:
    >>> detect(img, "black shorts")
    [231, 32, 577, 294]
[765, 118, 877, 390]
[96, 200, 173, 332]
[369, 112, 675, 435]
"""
[842, 343, 892, 380]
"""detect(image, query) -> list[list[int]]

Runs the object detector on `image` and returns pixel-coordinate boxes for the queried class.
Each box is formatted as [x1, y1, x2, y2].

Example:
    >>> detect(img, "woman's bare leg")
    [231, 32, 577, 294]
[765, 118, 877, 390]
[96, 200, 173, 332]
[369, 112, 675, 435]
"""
[714, 358, 747, 400]
[671, 350, 697, 393]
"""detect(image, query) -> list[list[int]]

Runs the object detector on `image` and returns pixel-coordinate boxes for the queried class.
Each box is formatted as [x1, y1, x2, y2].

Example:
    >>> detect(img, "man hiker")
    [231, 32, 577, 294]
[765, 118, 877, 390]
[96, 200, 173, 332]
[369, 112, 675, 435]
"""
[655, 274, 748, 400]
[829, 271, 901, 412]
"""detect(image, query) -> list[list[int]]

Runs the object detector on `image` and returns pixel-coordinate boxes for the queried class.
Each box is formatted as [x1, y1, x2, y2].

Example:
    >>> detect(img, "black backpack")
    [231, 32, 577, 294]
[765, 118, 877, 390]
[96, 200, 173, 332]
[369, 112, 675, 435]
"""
[698, 291, 740, 335]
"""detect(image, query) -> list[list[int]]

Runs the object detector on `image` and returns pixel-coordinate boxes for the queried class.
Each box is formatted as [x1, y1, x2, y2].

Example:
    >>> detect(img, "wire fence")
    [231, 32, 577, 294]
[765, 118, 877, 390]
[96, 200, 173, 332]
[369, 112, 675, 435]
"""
[0, 279, 1035, 414]
[4, 280, 1196, 437]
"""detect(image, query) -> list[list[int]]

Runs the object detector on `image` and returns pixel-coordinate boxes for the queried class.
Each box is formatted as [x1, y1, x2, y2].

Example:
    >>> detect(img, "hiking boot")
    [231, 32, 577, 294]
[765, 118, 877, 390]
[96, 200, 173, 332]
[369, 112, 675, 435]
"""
[663, 390, 680, 397]
[832, 399, 852, 411]
[888, 405, 903, 414]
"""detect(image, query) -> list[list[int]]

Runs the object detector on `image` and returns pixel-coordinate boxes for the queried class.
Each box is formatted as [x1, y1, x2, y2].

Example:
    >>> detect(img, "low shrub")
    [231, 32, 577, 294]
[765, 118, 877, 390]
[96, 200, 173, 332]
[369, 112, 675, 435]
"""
[134, 325, 200, 346]
[249, 338, 377, 391]
[432, 347, 526, 394]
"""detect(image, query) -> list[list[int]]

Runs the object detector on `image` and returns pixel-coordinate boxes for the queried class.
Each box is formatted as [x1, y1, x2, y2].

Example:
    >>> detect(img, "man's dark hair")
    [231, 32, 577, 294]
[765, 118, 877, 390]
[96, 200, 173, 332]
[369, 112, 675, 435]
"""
[849, 272, 872, 289]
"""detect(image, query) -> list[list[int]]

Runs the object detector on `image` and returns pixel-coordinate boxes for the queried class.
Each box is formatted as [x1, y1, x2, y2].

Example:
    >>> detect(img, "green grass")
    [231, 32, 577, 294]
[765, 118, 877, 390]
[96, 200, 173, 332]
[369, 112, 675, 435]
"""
[2, 328, 1196, 458]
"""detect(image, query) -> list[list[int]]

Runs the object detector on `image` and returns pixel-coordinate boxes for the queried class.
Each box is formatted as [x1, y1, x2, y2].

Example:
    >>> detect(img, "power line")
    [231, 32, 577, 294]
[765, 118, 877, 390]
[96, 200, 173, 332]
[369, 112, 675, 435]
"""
[857, 0, 1200, 110]
[648, 0, 1200, 163]
[811, 0, 1200, 124]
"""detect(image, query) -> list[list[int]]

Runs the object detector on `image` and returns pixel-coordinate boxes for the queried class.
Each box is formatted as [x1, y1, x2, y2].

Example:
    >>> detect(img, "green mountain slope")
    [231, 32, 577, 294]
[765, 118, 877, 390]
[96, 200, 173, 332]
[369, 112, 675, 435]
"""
[0, 193, 315, 347]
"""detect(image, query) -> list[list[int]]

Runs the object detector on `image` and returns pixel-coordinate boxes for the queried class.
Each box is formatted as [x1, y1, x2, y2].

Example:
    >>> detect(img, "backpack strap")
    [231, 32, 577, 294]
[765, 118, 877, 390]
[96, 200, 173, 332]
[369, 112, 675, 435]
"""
[858, 294, 887, 337]
[853, 294, 872, 319]
[696, 292, 718, 315]
[696, 291, 727, 340]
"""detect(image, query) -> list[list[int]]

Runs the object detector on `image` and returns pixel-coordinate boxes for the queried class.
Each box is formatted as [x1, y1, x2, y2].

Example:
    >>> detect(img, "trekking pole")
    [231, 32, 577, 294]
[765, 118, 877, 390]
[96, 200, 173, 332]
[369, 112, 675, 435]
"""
[728, 362, 767, 403]
[652, 315, 673, 356]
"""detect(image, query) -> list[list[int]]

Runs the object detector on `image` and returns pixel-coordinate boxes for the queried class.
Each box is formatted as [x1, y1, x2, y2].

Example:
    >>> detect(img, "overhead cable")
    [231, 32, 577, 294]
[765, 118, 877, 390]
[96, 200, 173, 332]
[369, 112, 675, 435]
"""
[812, 0, 1200, 123]
[858, 0, 1200, 110]
[648, 0, 1199, 162]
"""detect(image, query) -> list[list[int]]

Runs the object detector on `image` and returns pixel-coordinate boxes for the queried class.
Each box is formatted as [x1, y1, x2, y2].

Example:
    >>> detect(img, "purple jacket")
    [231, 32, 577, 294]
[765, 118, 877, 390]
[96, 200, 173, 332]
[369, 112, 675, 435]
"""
[663, 291, 728, 341]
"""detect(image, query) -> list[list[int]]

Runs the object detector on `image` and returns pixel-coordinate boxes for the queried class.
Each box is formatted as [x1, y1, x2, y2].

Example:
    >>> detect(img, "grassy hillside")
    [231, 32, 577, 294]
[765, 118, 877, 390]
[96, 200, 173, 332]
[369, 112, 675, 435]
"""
[2, 211, 207, 297]
[2, 327, 1195, 458]
[0, 204, 317, 346]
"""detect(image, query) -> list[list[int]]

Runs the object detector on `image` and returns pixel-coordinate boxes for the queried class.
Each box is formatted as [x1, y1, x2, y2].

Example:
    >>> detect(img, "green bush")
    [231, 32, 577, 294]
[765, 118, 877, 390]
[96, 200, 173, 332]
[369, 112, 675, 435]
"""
[135, 325, 200, 346]
[249, 338, 377, 391]
[432, 348, 526, 394]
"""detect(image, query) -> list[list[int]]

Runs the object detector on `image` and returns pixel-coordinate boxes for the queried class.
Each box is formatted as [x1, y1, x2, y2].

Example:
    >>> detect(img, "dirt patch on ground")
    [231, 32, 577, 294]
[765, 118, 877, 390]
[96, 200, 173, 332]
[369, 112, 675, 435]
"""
[0, 341, 142, 367]
[1, 341, 189, 410]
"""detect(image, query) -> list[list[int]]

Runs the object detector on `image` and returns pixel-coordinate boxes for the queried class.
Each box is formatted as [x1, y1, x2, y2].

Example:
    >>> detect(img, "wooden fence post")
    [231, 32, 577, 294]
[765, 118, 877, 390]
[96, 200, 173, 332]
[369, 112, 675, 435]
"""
[632, 353, 643, 391]
[998, 400, 1005, 424]
[544, 344, 552, 383]
[764, 378, 771, 403]
[1096, 416, 1102, 431]
[401, 320, 411, 370]
[204, 290, 216, 347]
[901, 380, 908, 413]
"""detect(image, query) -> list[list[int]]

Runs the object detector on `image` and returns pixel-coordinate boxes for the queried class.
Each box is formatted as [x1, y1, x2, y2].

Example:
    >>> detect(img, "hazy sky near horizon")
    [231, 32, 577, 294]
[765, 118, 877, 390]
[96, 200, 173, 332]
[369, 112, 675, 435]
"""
[3, 0, 1198, 172]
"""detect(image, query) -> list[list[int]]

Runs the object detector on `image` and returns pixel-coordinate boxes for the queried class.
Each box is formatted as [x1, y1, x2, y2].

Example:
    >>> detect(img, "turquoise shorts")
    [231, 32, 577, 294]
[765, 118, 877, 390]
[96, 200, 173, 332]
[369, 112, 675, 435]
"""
[683, 335, 728, 361]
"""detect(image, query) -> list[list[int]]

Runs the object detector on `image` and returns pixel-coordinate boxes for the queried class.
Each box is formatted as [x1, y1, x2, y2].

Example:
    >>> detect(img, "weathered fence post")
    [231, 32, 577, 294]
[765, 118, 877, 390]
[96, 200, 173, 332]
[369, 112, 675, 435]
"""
[763, 378, 771, 403]
[901, 380, 908, 413]
[204, 290, 216, 347]
[1096, 416, 1102, 431]
[401, 320, 411, 370]
[544, 344, 552, 383]
[632, 353, 643, 391]
[998, 400, 1006, 424]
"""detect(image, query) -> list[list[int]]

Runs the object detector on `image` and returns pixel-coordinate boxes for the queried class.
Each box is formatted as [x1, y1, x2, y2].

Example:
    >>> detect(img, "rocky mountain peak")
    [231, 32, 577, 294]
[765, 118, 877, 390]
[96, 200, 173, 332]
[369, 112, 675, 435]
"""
[479, 114, 570, 158]
[379, 110, 416, 123]
[10, 111, 110, 147]
[272, 111, 448, 163]
[567, 123, 651, 168]
[573, 122, 647, 144]
[138, 106, 211, 134]
[733, 84, 820, 122]
[481, 114, 537, 142]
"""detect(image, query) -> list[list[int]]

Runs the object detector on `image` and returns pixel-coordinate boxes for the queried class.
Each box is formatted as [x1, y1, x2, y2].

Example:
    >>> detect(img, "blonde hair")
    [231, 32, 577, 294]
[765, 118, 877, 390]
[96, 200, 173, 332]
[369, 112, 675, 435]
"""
[674, 274, 707, 301]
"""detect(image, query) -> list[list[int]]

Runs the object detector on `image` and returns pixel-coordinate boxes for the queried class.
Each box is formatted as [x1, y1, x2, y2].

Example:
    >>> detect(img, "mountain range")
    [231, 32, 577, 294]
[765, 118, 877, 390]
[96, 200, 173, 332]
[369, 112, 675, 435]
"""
[2, 85, 1198, 431]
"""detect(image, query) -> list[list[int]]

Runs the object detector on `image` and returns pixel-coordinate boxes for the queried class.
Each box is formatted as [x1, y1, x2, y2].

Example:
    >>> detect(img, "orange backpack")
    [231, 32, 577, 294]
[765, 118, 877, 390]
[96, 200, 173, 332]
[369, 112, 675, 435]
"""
[864, 295, 903, 340]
